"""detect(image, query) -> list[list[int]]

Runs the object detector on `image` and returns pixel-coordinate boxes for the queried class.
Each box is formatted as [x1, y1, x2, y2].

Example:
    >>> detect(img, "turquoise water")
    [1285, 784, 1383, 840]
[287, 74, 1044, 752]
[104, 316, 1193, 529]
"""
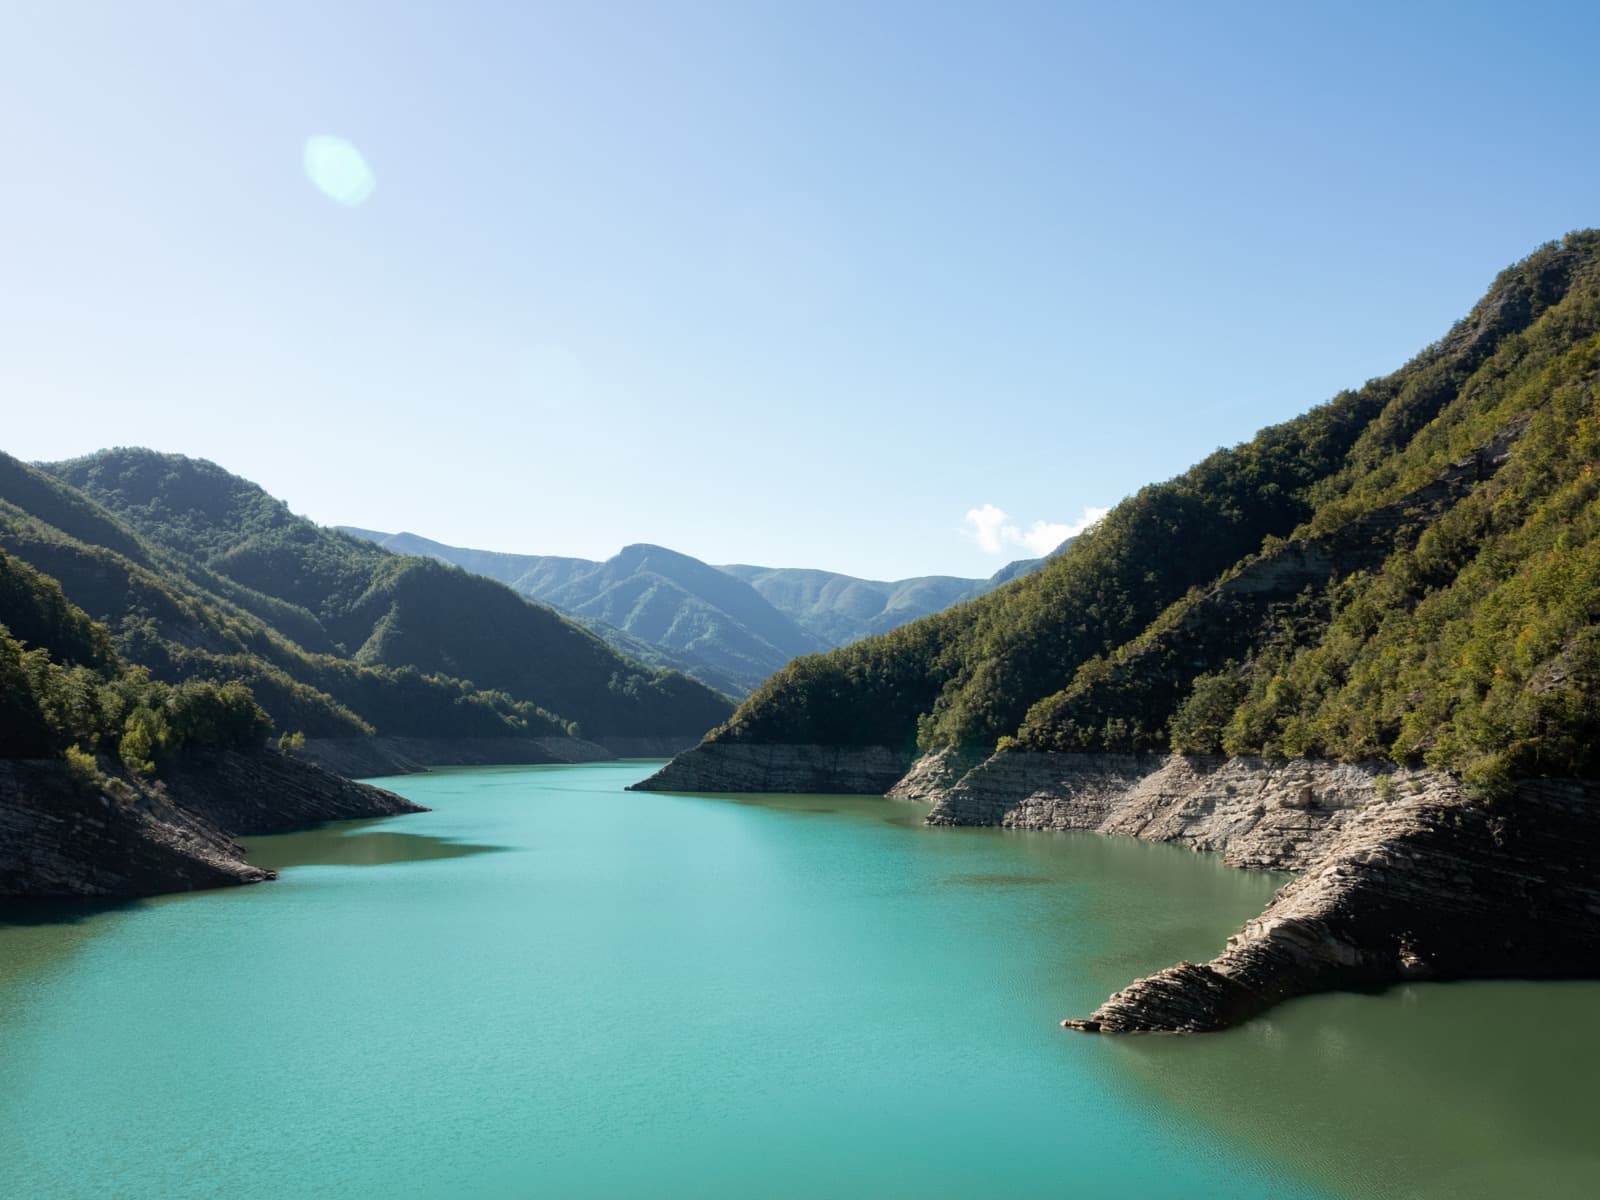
[1, 762, 1595, 1198]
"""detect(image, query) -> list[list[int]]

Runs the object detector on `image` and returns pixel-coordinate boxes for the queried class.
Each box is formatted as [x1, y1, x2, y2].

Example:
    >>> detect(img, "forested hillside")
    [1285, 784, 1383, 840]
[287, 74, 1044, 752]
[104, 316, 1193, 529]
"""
[0, 451, 731, 745]
[718, 563, 999, 645]
[346, 530, 825, 696]
[0, 547, 270, 765]
[344, 529, 1052, 696]
[688, 232, 1600, 788]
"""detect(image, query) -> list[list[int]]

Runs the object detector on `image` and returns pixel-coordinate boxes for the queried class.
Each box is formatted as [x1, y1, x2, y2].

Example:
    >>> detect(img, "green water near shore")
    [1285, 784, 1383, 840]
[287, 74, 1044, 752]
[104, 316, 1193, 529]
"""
[0, 762, 1594, 1197]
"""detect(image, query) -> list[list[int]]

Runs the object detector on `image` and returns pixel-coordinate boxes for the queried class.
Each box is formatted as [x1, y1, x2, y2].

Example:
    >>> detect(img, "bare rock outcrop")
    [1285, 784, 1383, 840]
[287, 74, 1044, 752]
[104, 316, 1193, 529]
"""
[0, 750, 423, 898]
[299, 734, 702, 779]
[0, 759, 272, 896]
[629, 741, 910, 794]
[299, 735, 619, 779]
[918, 746, 1600, 1031]
[1067, 777, 1600, 1032]
[885, 746, 989, 802]
[929, 750, 1432, 870]
[161, 749, 423, 835]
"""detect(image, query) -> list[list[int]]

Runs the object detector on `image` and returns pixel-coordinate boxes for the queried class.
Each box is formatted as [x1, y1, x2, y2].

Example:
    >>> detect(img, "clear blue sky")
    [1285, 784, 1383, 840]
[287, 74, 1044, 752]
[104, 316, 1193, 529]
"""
[3, 1, 1597, 579]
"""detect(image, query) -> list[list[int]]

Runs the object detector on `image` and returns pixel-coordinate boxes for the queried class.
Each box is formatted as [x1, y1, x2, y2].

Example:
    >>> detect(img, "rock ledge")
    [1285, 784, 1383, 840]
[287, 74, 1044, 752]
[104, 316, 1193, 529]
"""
[920, 748, 1600, 1031]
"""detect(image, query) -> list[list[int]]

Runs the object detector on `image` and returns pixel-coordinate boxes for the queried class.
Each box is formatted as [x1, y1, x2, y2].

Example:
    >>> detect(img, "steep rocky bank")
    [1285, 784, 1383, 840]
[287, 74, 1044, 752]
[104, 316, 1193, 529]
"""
[628, 742, 909, 795]
[1069, 776, 1600, 1031]
[922, 748, 1600, 1030]
[595, 735, 705, 759]
[927, 751, 1437, 870]
[302, 734, 701, 779]
[0, 750, 421, 898]
[300, 735, 616, 779]
[638, 736, 1600, 1030]
[161, 749, 423, 835]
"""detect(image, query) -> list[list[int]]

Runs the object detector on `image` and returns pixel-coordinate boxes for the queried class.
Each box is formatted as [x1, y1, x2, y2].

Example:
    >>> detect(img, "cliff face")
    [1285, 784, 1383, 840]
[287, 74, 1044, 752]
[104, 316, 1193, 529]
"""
[629, 742, 910, 795]
[299, 735, 620, 779]
[919, 748, 1600, 1031]
[1070, 777, 1600, 1032]
[160, 749, 422, 835]
[594, 735, 706, 759]
[927, 751, 1435, 870]
[0, 751, 422, 898]
[0, 759, 271, 896]
[299, 734, 701, 779]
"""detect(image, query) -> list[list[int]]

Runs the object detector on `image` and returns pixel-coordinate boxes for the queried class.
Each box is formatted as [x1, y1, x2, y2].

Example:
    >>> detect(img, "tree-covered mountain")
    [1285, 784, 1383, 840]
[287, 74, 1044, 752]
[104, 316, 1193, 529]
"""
[656, 232, 1600, 792]
[342, 529, 1058, 696]
[0, 545, 269, 764]
[0, 449, 732, 746]
[344, 530, 824, 697]
[721, 545, 1069, 646]
[0, 539, 431, 897]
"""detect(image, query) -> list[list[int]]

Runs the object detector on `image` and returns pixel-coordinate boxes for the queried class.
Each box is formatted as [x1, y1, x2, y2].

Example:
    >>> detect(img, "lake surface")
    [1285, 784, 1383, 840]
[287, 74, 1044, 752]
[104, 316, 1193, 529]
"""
[1, 762, 1596, 1198]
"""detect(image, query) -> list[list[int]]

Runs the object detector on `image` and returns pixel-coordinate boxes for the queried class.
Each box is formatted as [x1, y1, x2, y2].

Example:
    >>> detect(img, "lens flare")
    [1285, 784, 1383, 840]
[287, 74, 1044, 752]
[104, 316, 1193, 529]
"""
[303, 135, 376, 206]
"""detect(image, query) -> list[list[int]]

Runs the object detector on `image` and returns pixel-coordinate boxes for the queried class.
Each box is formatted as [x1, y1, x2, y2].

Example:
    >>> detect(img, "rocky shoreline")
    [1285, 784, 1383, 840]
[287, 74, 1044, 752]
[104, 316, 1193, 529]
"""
[303, 734, 700, 779]
[0, 750, 422, 898]
[926, 750, 1439, 870]
[2, 734, 707, 901]
[1067, 774, 1600, 1032]
[637, 739, 1600, 1030]
[628, 741, 911, 795]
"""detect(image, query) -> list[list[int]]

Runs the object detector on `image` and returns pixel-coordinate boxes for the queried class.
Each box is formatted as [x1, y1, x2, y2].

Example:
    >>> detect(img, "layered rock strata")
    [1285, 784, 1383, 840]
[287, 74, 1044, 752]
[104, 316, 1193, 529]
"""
[0, 751, 422, 898]
[300, 735, 617, 779]
[629, 742, 909, 795]
[1070, 777, 1600, 1031]
[884, 746, 989, 802]
[300, 734, 701, 780]
[0, 759, 271, 896]
[922, 748, 1600, 1031]
[928, 752, 1433, 870]
[160, 749, 423, 835]
[594, 735, 705, 759]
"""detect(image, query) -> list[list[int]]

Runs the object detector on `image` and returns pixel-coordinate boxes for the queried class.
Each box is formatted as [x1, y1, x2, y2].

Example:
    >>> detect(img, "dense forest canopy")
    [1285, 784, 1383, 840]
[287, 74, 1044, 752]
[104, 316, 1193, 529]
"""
[0, 450, 733, 750]
[0, 548, 271, 769]
[705, 232, 1600, 786]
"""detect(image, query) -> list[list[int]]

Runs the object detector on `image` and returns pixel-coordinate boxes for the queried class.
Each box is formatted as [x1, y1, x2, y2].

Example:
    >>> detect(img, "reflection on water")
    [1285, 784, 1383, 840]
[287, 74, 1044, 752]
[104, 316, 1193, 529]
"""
[0, 763, 1594, 1200]
[241, 822, 505, 871]
[0, 897, 143, 994]
[0, 896, 139, 929]
[722, 789, 931, 829]
[0, 819, 502, 996]
[944, 872, 1052, 887]
[1114, 978, 1600, 1200]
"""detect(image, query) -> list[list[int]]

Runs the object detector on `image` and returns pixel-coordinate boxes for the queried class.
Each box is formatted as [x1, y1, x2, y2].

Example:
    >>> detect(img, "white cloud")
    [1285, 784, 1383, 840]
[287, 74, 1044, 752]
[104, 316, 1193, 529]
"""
[1062, 505, 1110, 538]
[961, 504, 1108, 556]
[962, 503, 1011, 554]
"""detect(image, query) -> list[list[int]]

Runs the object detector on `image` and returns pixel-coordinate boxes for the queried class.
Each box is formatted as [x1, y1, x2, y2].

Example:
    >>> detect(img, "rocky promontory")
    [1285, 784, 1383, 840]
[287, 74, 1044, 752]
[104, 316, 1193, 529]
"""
[636, 735, 1600, 1031]
[628, 741, 910, 795]
[919, 747, 1600, 1031]
[1067, 776, 1600, 1032]
[300, 735, 615, 779]
[0, 750, 422, 898]
[927, 750, 1436, 870]
[301, 734, 702, 779]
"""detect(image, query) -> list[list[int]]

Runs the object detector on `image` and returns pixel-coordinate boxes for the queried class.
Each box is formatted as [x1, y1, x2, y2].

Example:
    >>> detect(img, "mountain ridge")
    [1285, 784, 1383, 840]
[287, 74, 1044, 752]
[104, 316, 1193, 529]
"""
[1, 449, 732, 746]
[342, 527, 1062, 696]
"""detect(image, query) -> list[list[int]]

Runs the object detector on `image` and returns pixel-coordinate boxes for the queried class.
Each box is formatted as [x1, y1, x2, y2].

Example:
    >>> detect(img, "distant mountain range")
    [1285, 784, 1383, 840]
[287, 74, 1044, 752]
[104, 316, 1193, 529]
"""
[340, 529, 1064, 696]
